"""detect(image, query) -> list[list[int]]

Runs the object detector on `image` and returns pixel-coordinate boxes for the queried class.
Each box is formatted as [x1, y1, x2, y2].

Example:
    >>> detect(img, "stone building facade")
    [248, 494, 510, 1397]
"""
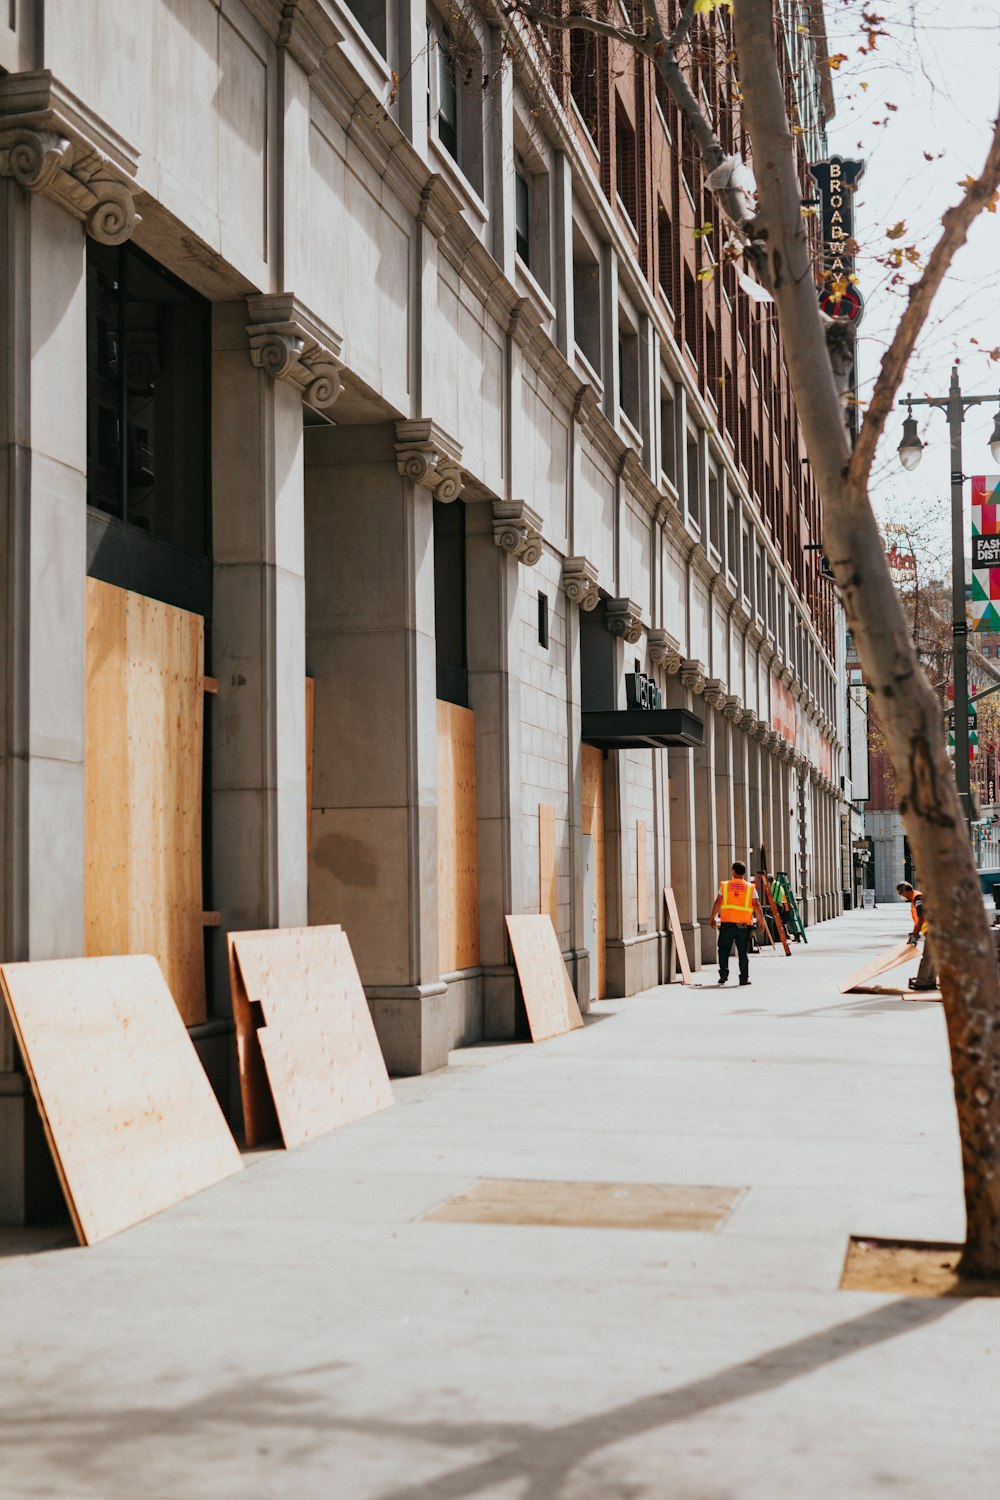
[0, 0, 845, 1220]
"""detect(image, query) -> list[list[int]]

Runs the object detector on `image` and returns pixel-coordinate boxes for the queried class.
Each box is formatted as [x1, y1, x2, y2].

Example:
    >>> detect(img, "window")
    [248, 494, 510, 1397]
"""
[538, 592, 549, 649]
[345, 0, 388, 54]
[87, 242, 209, 554]
[618, 306, 641, 431]
[433, 499, 467, 706]
[686, 432, 702, 530]
[572, 221, 601, 376]
[569, 30, 600, 144]
[708, 469, 722, 556]
[659, 381, 676, 486]
[515, 158, 530, 265]
[656, 203, 677, 311]
[615, 107, 638, 229]
[427, 12, 484, 193]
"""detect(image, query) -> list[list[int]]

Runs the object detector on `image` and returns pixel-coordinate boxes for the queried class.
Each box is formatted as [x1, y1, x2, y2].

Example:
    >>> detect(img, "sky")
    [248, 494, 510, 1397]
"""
[822, 0, 1000, 569]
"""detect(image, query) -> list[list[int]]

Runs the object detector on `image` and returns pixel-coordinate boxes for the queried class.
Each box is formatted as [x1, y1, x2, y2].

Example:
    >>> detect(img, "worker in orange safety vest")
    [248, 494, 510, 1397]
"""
[896, 881, 936, 992]
[709, 861, 766, 986]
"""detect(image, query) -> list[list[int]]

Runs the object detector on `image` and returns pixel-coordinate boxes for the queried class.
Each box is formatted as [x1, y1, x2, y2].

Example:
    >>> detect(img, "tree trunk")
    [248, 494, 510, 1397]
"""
[734, 0, 1000, 1273]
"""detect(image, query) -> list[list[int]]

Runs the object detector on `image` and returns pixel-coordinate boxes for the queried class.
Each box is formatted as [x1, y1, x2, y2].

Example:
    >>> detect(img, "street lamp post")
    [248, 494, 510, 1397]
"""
[898, 365, 1000, 830]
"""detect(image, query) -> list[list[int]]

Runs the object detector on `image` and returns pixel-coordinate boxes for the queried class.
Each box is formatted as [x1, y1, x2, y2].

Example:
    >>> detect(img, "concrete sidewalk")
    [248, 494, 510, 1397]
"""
[1, 906, 997, 1500]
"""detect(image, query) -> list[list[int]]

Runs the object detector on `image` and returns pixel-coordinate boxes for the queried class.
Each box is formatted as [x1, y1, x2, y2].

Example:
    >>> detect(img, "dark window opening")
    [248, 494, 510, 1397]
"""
[569, 30, 599, 144]
[515, 159, 531, 265]
[615, 109, 638, 228]
[538, 591, 549, 649]
[87, 242, 209, 555]
[437, 33, 459, 160]
[434, 499, 468, 706]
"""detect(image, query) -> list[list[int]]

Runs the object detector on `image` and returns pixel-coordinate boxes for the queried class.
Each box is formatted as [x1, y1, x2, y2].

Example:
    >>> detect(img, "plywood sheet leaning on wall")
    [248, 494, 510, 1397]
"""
[581, 744, 606, 999]
[663, 887, 694, 985]
[505, 915, 584, 1042]
[0, 955, 242, 1246]
[84, 579, 206, 1025]
[228, 925, 394, 1149]
[436, 700, 480, 972]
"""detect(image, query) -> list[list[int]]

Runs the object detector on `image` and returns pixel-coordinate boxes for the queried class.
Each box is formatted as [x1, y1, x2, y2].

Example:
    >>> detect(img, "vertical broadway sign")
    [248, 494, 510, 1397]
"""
[809, 156, 866, 324]
[971, 475, 1000, 632]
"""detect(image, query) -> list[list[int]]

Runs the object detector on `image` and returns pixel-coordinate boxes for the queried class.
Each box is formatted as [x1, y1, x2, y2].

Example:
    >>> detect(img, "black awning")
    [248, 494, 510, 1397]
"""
[581, 707, 704, 750]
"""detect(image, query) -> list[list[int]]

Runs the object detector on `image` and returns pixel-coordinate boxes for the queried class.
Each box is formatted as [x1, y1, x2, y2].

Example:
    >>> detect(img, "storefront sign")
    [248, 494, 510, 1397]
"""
[809, 156, 865, 324]
[625, 672, 663, 711]
[971, 475, 1000, 632]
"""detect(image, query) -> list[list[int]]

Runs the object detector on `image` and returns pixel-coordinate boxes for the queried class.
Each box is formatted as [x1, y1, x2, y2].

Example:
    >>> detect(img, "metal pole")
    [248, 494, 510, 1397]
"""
[949, 364, 973, 827]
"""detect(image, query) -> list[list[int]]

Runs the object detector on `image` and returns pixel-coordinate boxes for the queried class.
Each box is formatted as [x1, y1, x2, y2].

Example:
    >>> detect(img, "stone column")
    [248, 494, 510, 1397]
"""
[0, 186, 88, 1223]
[465, 501, 526, 1035]
[211, 302, 314, 996]
[304, 421, 449, 1074]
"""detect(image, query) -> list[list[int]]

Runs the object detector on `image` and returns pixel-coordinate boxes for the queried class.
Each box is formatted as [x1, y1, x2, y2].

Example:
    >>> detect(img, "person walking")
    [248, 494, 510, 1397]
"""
[896, 880, 937, 992]
[710, 861, 766, 986]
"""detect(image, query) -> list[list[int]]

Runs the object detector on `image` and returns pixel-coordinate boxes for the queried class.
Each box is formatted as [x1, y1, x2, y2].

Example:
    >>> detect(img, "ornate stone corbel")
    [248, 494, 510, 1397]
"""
[562, 556, 601, 612]
[247, 294, 344, 413]
[680, 659, 707, 694]
[573, 382, 600, 429]
[721, 694, 743, 722]
[0, 74, 141, 246]
[277, 0, 343, 75]
[492, 501, 543, 566]
[394, 419, 463, 501]
[739, 708, 759, 736]
[702, 678, 727, 709]
[606, 598, 644, 644]
[647, 628, 683, 674]
[752, 719, 772, 743]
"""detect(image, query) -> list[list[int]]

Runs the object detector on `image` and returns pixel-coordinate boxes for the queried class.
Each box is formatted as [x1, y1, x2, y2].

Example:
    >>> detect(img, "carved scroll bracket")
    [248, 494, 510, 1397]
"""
[606, 598, 644, 644]
[647, 628, 682, 675]
[493, 500, 543, 566]
[394, 419, 464, 500]
[562, 556, 601, 612]
[680, 658, 707, 695]
[247, 294, 344, 412]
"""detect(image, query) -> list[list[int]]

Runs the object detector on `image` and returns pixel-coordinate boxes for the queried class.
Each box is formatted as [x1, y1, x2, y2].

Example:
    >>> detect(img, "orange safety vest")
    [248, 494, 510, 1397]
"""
[910, 889, 928, 935]
[720, 879, 754, 926]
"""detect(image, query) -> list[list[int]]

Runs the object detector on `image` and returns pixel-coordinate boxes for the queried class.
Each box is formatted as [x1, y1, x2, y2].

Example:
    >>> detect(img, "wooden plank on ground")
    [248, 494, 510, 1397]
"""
[505, 914, 584, 1042]
[436, 700, 481, 972]
[228, 925, 394, 1149]
[539, 803, 557, 929]
[840, 941, 917, 994]
[0, 955, 241, 1246]
[663, 886, 693, 985]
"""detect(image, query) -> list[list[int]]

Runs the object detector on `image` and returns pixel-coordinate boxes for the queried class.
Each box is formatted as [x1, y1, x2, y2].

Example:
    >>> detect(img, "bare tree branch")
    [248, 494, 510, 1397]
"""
[504, 1, 654, 51]
[850, 111, 1000, 487]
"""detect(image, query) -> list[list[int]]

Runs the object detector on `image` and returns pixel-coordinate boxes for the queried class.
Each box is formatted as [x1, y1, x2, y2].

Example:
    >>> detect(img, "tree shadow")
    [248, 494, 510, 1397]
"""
[0, 1298, 955, 1498]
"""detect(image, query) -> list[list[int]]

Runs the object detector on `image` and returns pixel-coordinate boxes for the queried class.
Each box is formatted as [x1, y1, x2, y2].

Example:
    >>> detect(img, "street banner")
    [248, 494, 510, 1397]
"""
[970, 475, 1000, 631]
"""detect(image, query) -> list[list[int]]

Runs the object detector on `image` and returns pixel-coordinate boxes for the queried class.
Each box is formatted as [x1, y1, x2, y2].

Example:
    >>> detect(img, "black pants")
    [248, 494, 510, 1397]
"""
[718, 923, 751, 982]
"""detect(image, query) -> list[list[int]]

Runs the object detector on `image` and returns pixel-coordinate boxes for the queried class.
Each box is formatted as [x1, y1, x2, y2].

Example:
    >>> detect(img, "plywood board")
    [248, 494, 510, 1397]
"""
[636, 819, 648, 930]
[436, 700, 480, 972]
[581, 745, 606, 999]
[84, 579, 206, 1025]
[539, 803, 557, 929]
[664, 886, 693, 985]
[840, 941, 917, 994]
[228, 925, 394, 1149]
[0, 955, 241, 1246]
[505, 914, 584, 1042]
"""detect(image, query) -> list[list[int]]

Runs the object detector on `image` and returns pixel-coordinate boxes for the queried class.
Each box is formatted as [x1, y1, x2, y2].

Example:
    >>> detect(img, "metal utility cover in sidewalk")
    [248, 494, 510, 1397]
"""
[424, 1180, 744, 1231]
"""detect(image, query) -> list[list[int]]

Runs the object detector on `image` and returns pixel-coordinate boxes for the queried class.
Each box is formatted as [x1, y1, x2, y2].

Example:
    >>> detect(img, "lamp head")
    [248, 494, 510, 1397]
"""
[898, 410, 923, 472]
[989, 409, 1000, 466]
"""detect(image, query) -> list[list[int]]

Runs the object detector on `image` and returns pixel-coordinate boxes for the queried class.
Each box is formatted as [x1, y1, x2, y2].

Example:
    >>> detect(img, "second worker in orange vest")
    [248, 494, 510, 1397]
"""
[709, 862, 766, 986]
